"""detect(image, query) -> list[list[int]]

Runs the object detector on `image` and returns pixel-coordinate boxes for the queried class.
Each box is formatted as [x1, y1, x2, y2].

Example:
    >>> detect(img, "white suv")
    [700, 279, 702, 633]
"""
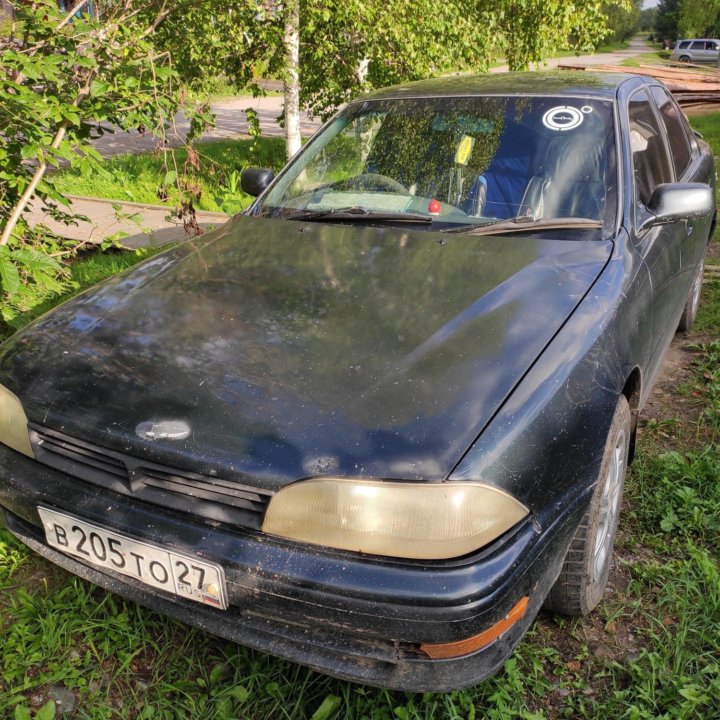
[670, 39, 720, 64]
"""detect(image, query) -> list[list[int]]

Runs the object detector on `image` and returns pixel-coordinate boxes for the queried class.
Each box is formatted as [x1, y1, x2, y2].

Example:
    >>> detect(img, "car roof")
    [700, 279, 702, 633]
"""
[359, 71, 637, 103]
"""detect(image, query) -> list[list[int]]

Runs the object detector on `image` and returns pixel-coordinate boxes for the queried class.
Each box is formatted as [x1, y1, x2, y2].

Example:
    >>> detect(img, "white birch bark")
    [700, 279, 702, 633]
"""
[284, 0, 301, 160]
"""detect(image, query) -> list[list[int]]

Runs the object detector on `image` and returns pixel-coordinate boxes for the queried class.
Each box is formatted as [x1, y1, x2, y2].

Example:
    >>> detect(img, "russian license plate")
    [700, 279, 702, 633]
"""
[37, 507, 228, 609]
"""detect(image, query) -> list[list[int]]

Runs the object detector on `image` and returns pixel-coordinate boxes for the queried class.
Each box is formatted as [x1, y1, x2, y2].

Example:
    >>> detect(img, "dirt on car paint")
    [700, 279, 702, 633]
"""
[2, 311, 714, 717]
[522, 322, 710, 716]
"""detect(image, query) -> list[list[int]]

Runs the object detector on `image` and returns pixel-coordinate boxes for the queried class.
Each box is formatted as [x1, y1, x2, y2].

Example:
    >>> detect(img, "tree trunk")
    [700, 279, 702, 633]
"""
[284, 0, 301, 160]
[0, 122, 70, 247]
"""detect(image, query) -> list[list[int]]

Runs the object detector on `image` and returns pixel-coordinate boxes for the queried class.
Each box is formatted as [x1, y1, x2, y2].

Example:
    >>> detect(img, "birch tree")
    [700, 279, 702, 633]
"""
[284, 0, 301, 159]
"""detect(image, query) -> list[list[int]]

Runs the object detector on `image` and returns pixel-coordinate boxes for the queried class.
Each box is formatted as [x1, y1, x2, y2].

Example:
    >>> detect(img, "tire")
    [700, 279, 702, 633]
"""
[679, 55, 691, 63]
[544, 396, 631, 616]
[677, 259, 704, 332]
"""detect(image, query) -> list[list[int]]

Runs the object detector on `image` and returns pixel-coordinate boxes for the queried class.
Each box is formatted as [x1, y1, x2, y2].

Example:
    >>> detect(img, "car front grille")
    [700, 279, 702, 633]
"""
[28, 424, 272, 530]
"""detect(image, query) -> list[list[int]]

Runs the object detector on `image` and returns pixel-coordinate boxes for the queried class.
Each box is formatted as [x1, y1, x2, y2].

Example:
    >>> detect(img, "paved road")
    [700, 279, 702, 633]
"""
[92, 95, 322, 158]
[490, 36, 652, 74]
[26, 195, 228, 249]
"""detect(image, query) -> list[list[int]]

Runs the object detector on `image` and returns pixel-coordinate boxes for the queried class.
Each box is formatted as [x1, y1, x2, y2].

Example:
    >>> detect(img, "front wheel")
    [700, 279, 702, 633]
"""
[544, 396, 631, 616]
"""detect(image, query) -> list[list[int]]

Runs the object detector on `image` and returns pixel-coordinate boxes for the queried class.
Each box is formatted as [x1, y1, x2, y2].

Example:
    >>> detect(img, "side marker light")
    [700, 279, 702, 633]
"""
[419, 596, 529, 660]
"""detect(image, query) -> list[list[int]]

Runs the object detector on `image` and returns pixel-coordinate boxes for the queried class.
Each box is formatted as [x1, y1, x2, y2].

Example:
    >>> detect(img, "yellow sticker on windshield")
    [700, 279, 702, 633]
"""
[455, 135, 475, 166]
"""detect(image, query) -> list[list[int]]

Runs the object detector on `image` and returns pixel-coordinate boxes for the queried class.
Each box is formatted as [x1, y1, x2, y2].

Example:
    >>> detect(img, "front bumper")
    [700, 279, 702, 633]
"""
[0, 444, 585, 691]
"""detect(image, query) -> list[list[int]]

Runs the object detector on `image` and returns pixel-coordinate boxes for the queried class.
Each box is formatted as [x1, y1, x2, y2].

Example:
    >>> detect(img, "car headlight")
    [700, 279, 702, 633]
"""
[0, 383, 34, 457]
[261, 479, 528, 560]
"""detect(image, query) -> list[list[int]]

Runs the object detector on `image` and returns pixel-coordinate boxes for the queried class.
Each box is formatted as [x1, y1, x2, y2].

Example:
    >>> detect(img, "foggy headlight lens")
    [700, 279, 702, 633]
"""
[0, 383, 34, 457]
[261, 479, 528, 560]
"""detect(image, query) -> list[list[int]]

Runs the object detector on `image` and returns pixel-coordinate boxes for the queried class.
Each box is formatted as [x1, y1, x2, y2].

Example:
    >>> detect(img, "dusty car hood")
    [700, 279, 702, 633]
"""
[0, 216, 611, 488]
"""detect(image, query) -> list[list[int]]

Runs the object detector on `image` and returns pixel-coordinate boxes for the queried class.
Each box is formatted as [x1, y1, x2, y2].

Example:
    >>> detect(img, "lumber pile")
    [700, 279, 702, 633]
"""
[558, 63, 720, 109]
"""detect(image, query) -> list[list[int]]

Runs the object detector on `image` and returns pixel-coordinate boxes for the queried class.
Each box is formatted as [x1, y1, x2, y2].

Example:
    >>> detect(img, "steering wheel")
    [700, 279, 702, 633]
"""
[340, 173, 409, 194]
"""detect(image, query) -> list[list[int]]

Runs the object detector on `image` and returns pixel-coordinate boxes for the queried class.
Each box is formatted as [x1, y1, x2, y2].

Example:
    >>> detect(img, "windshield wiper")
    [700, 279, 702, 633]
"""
[284, 206, 433, 224]
[442, 216, 603, 236]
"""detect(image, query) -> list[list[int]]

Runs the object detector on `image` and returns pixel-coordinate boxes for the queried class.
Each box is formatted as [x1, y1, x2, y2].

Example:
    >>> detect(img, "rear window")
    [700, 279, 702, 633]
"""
[649, 86, 692, 178]
[629, 90, 673, 208]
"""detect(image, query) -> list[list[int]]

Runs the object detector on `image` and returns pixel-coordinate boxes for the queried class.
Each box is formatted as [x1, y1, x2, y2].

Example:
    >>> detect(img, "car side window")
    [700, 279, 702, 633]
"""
[691, 41, 705, 50]
[628, 90, 673, 208]
[678, 41, 689, 49]
[649, 86, 692, 178]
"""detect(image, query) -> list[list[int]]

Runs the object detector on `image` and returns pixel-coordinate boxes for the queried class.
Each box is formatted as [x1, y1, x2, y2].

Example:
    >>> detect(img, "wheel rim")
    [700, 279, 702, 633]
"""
[593, 428, 626, 582]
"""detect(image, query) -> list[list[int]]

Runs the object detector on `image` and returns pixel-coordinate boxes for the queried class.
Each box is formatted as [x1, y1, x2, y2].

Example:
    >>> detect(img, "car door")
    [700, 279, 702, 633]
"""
[648, 85, 708, 289]
[627, 88, 685, 388]
[689, 41, 709, 62]
[709, 41, 720, 64]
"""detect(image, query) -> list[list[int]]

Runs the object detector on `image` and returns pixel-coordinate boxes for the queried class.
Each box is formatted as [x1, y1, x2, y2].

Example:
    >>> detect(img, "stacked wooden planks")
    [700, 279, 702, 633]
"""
[558, 62, 720, 109]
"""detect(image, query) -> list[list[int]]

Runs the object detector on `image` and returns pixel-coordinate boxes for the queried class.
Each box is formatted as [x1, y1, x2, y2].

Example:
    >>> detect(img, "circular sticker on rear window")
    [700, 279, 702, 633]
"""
[543, 106, 584, 132]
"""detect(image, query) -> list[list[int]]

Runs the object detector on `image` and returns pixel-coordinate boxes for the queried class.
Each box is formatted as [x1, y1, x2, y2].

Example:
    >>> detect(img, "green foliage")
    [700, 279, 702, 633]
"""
[151, 1, 631, 123]
[603, 0, 643, 43]
[640, 8, 658, 33]
[630, 448, 720, 543]
[152, 1, 283, 95]
[616, 545, 720, 720]
[295, 1, 632, 119]
[298, 0, 492, 119]
[489, 0, 632, 72]
[0, 0, 182, 311]
[654, 0, 682, 41]
[679, 0, 720, 40]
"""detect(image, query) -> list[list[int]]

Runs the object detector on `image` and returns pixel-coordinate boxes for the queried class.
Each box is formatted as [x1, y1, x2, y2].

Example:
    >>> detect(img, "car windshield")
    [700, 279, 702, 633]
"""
[259, 95, 618, 233]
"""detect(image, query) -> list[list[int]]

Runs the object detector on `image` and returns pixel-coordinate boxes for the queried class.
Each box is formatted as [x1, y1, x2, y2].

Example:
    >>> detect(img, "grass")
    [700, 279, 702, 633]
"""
[621, 50, 671, 67]
[187, 75, 283, 102]
[689, 114, 720, 158]
[550, 38, 632, 61]
[54, 137, 287, 214]
[2, 118, 720, 720]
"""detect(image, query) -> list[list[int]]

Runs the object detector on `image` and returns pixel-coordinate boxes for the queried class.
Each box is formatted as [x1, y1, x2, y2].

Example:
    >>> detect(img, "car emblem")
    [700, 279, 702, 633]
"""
[135, 420, 191, 441]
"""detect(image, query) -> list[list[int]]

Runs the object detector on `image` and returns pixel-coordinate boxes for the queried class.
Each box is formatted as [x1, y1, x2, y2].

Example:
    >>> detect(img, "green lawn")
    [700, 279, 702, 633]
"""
[620, 50, 671, 67]
[691, 114, 720, 159]
[54, 137, 287, 214]
[1, 117, 720, 720]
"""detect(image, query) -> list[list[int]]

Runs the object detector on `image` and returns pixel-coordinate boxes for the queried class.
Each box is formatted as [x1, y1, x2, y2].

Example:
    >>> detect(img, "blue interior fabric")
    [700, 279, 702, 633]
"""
[481, 125, 537, 219]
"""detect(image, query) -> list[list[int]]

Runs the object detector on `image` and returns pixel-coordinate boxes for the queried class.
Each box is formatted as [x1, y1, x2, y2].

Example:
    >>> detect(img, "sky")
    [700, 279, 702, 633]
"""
[643, 0, 659, 7]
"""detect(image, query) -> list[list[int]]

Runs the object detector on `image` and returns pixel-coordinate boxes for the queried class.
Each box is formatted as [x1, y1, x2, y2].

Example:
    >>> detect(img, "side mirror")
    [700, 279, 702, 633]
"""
[241, 167, 275, 197]
[639, 183, 714, 232]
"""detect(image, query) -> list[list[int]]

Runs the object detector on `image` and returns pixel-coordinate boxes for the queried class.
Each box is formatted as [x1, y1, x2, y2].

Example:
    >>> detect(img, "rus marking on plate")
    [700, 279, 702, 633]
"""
[38, 506, 228, 609]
